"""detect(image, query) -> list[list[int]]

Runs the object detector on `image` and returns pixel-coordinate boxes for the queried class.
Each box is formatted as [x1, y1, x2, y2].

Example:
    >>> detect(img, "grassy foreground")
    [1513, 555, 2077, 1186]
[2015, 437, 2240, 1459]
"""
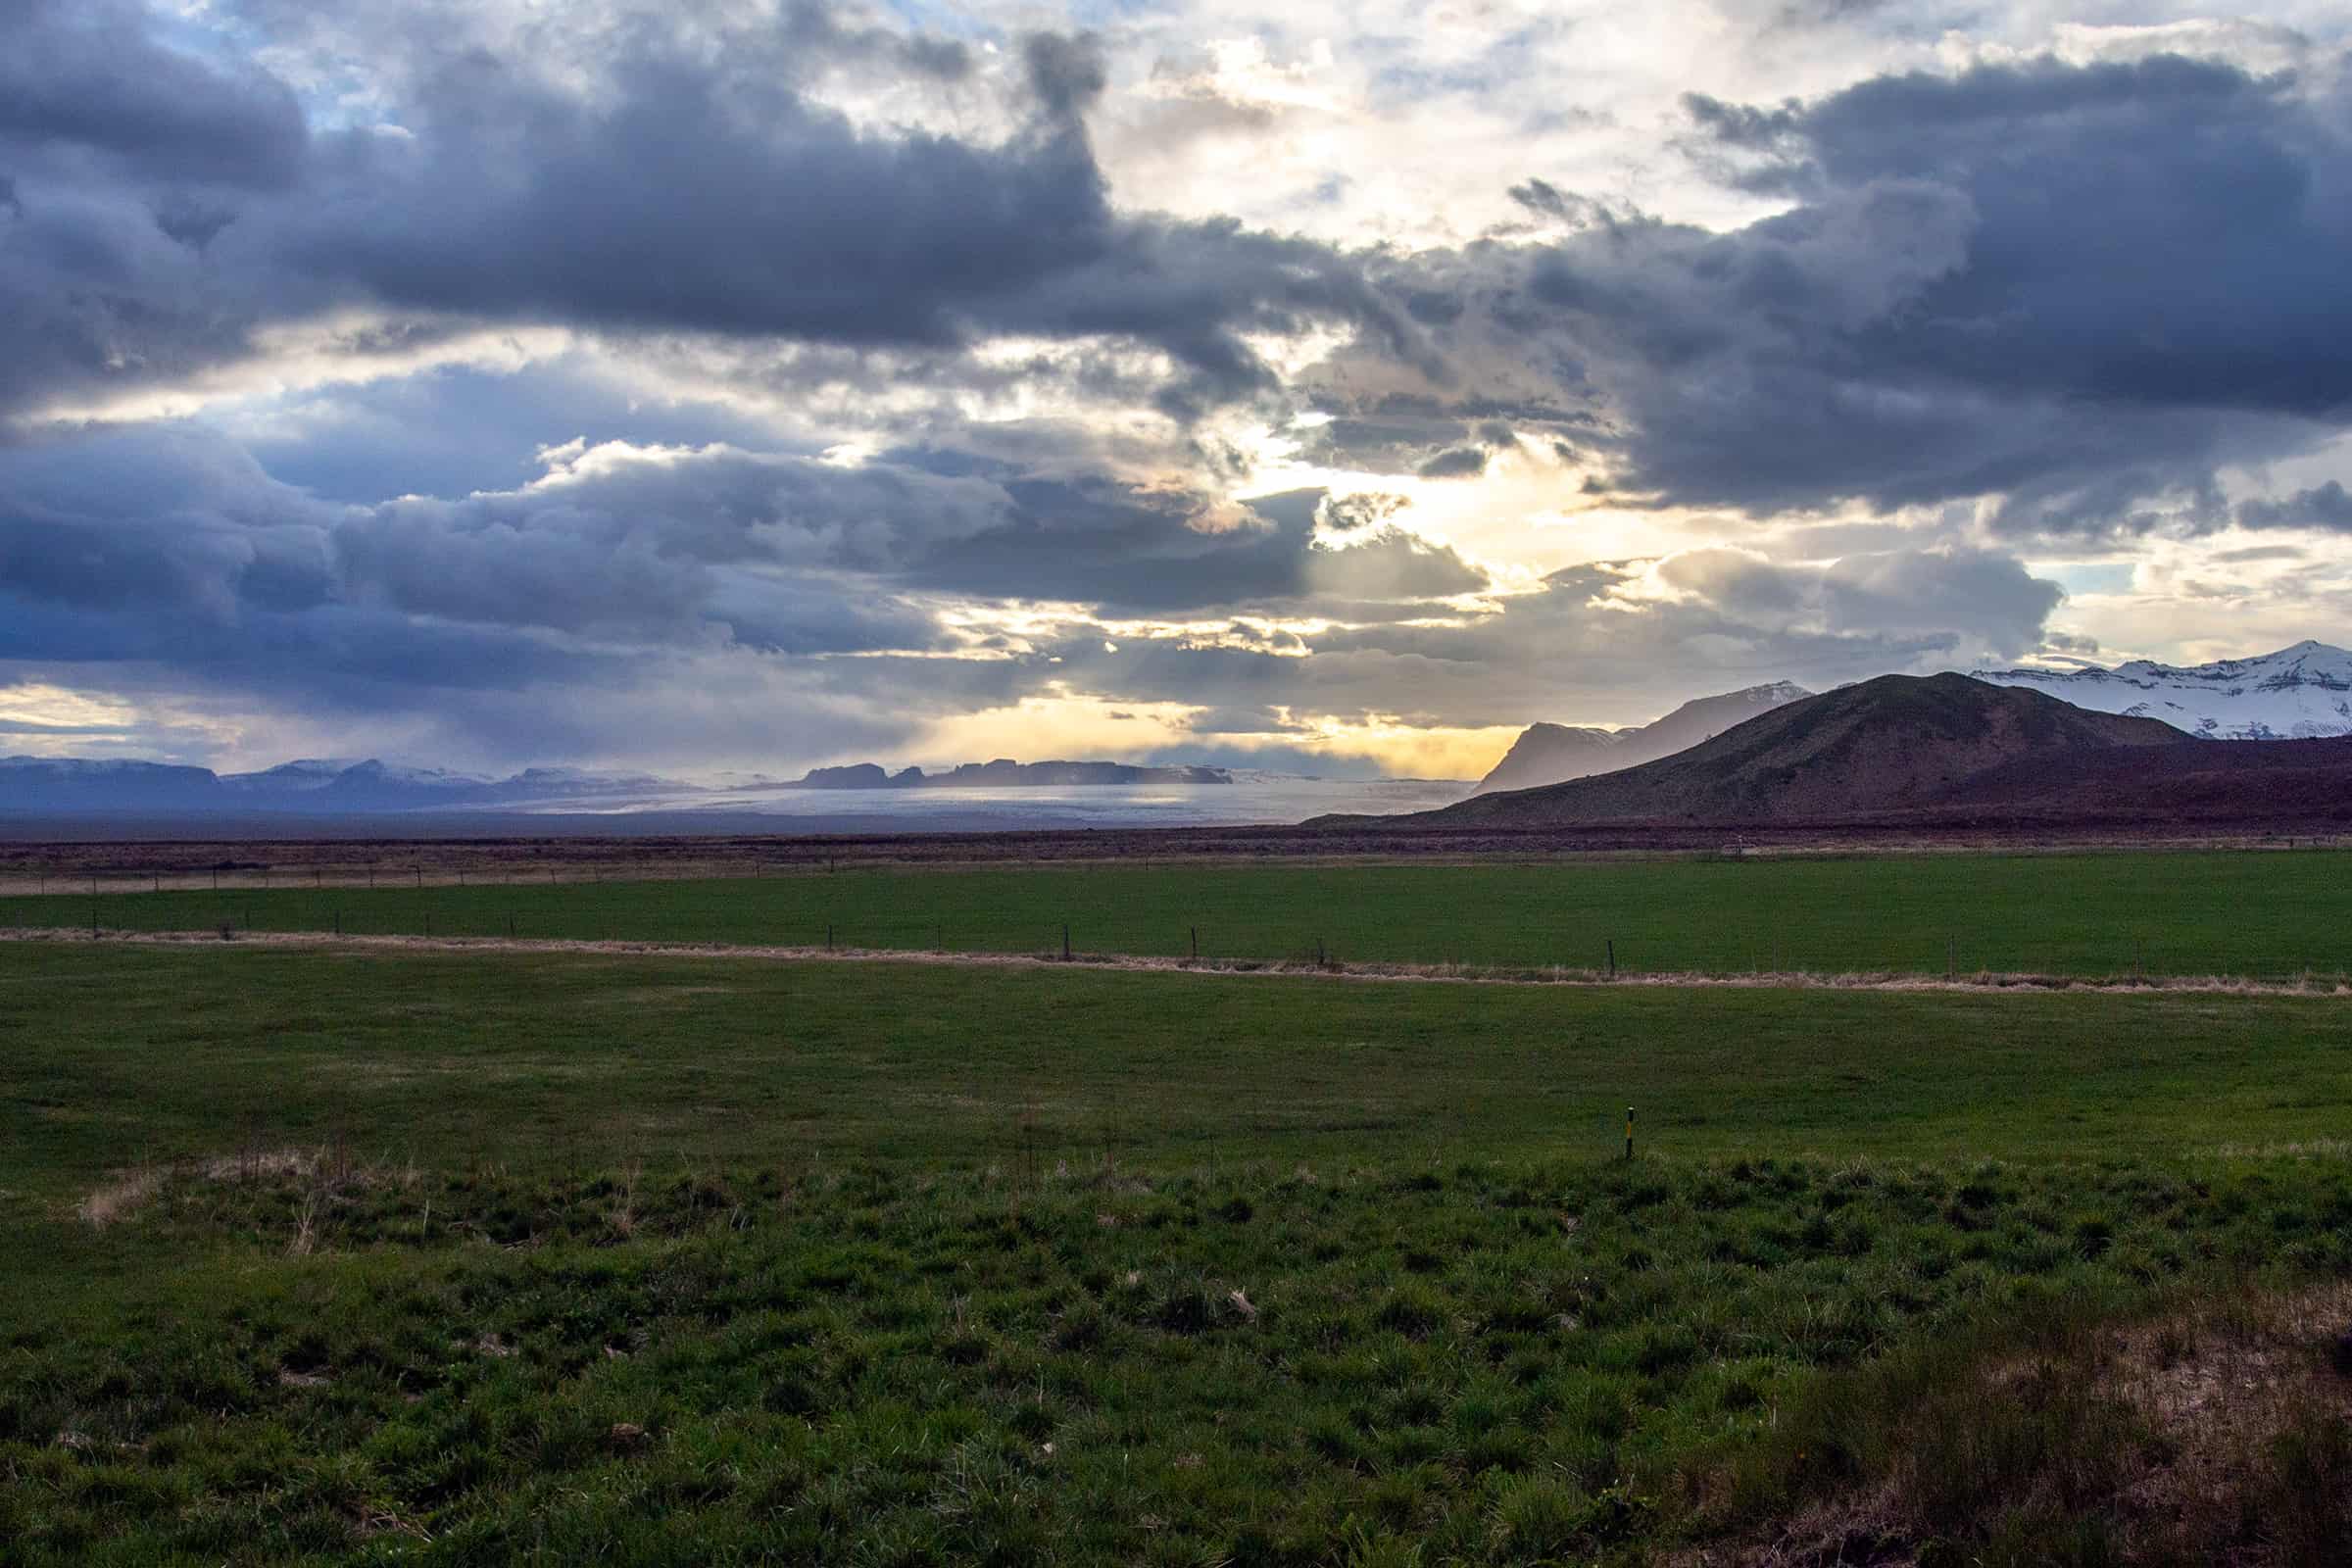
[4, 943, 2351, 1564]
[7, 846, 2352, 979]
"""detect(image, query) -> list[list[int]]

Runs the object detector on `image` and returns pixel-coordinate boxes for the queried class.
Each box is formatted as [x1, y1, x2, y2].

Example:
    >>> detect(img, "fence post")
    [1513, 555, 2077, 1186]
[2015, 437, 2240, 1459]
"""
[1062, 923, 1071, 961]
[1191, 926, 1199, 961]
[1606, 940, 1616, 980]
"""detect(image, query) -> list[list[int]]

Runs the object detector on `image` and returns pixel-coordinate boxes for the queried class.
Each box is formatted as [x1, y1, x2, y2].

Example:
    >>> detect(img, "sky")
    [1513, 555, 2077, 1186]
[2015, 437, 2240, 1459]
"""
[2, 0, 2349, 781]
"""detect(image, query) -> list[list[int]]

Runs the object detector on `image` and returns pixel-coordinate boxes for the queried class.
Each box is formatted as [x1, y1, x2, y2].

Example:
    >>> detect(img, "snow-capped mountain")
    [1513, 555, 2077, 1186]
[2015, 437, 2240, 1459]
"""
[1971, 640, 2352, 740]
[220, 759, 458, 794]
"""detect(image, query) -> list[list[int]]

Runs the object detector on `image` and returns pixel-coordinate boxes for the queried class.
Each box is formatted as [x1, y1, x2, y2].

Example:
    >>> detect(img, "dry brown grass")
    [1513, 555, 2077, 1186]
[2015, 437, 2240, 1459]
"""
[74, 1166, 164, 1227]
[1680, 1283, 2352, 1567]
[74, 1140, 396, 1228]
[9, 924, 2349, 1000]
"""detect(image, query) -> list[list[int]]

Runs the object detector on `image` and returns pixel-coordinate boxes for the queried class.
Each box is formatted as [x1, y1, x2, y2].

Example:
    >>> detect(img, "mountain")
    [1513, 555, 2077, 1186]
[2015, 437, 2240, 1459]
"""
[0, 759, 232, 812]
[1474, 681, 1812, 794]
[788, 760, 1233, 789]
[1475, 724, 1619, 795]
[1926, 732, 2352, 823]
[220, 759, 369, 795]
[1348, 674, 2187, 827]
[0, 757, 693, 814]
[1972, 640, 2352, 739]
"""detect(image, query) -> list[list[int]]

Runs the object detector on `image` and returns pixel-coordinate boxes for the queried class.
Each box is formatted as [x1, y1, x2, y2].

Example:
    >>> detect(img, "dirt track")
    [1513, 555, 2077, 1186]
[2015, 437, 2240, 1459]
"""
[8, 924, 2345, 1000]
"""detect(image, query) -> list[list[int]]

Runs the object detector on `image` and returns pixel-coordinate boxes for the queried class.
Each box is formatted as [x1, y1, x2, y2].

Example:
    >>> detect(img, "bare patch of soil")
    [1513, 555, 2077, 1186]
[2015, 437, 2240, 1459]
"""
[10, 923, 2348, 1002]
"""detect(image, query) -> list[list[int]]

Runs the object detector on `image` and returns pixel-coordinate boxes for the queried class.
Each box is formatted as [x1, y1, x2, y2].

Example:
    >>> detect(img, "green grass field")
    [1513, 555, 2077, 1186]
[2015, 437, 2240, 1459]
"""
[9, 846, 2352, 979]
[5, 943, 2352, 1200]
[5, 940, 2352, 1563]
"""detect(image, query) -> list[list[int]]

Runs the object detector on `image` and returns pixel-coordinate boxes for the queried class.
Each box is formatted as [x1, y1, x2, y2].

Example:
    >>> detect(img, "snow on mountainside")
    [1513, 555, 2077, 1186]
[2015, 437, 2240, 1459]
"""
[1972, 640, 2352, 740]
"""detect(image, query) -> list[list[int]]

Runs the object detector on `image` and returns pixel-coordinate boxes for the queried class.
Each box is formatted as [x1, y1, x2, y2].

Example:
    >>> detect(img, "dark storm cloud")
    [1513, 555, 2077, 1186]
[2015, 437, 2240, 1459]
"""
[771, 0, 977, 81]
[1023, 30, 1110, 121]
[1505, 177, 1577, 220]
[2237, 480, 2352, 532]
[1298, 406, 1555, 478]
[984, 541, 2064, 737]
[1416, 447, 1489, 479]
[0, 428, 1488, 725]
[0, 5, 2290, 772]
[0, 0, 308, 189]
[151, 193, 239, 253]
[0, 2, 1422, 423]
[1797, 57, 2352, 417]
[1364, 51, 2352, 533]
[879, 477, 1486, 612]
[0, 178, 274, 420]
[0, 429, 1039, 670]
[0, 414, 2063, 766]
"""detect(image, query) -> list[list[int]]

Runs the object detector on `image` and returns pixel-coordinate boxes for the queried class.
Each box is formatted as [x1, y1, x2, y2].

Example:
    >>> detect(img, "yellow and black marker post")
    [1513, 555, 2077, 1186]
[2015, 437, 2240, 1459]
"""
[1624, 1105, 1635, 1161]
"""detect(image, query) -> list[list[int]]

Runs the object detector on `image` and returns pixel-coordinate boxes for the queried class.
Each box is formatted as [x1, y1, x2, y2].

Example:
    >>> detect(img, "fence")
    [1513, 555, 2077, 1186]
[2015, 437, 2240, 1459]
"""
[1, 859, 2347, 985]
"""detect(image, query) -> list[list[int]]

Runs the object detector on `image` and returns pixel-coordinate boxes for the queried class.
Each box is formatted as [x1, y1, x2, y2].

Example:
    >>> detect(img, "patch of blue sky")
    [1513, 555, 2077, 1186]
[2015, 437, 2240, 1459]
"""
[2042, 564, 2137, 597]
[214, 361, 809, 505]
[159, 4, 397, 134]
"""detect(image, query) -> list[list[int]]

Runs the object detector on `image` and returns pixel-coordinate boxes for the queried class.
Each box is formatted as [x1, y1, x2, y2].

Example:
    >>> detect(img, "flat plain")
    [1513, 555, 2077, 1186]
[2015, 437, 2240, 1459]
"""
[4, 899, 2352, 1564]
[6, 845, 2351, 979]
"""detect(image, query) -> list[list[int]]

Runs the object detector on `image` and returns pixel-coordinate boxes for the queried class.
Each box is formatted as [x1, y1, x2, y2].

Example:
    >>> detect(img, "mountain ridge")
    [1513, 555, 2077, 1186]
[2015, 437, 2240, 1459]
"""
[1334, 674, 2193, 828]
[0, 757, 691, 814]
[0, 752, 1242, 813]
[1972, 640, 2352, 739]
[1474, 681, 1813, 794]
[789, 760, 1231, 790]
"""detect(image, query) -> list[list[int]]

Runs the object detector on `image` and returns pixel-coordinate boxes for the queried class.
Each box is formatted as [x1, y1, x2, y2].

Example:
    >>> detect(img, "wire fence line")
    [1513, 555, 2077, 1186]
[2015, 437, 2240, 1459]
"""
[2, 874, 2348, 984]
[0, 858, 906, 897]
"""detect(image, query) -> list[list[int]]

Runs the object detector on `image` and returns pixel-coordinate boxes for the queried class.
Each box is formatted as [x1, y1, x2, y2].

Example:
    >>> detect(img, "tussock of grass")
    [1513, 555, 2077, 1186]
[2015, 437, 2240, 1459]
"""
[8, 1154, 2352, 1564]
[1677, 1284, 2352, 1566]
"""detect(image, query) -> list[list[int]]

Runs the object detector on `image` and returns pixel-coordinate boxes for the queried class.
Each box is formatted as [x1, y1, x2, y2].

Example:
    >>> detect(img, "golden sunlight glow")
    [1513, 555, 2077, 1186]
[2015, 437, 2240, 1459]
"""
[907, 687, 1520, 782]
[0, 683, 144, 747]
[914, 691, 1204, 762]
[1269, 713, 1525, 779]
[24, 314, 569, 429]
